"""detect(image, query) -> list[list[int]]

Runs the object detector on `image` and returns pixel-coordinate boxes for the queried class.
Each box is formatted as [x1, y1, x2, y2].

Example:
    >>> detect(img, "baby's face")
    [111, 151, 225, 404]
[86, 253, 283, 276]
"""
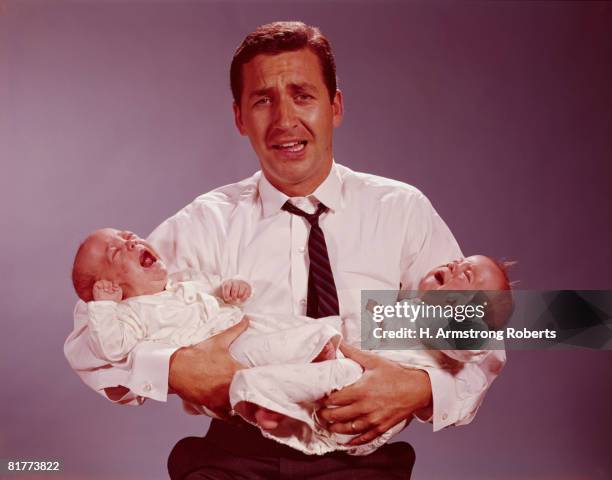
[418, 255, 505, 291]
[81, 228, 167, 298]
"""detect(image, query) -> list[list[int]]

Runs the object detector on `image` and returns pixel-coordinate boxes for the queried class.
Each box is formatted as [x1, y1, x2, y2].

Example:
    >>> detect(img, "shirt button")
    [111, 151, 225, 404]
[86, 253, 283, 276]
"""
[143, 383, 152, 393]
[442, 413, 448, 421]
[298, 247, 305, 253]
[300, 299, 307, 306]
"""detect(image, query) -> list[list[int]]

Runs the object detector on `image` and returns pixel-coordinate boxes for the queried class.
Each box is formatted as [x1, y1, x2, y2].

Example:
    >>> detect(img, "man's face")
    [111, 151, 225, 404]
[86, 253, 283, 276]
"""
[233, 48, 343, 196]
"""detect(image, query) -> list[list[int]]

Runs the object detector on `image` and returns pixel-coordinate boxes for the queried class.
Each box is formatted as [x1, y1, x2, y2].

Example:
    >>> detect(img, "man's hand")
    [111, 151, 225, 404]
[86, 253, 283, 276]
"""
[221, 278, 252, 304]
[318, 343, 432, 446]
[92, 280, 123, 302]
[168, 317, 249, 418]
[254, 406, 285, 430]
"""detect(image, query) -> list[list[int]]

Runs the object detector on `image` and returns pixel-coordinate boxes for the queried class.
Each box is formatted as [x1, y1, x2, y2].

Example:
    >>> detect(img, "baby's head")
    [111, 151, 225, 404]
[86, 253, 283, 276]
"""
[418, 255, 510, 292]
[419, 255, 514, 330]
[72, 228, 167, 302]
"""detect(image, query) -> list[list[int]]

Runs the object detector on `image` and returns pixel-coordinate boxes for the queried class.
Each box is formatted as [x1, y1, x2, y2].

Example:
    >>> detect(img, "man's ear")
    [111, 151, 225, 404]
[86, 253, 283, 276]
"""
[233, 102, 247, 136]
[332, 89, 344, 128]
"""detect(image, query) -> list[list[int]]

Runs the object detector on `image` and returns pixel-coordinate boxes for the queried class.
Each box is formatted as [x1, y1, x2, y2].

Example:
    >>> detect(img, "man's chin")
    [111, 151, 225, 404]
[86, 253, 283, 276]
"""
[267, 167, 313, 189]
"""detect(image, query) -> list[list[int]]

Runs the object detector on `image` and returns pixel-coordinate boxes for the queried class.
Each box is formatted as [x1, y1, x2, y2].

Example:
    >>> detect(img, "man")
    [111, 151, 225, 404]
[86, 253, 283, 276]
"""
[65, 21, 504, 479]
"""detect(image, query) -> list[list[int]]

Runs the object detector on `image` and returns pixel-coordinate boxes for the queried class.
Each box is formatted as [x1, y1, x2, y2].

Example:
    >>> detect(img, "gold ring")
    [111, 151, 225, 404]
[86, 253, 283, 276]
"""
[351, 421, 357, 433]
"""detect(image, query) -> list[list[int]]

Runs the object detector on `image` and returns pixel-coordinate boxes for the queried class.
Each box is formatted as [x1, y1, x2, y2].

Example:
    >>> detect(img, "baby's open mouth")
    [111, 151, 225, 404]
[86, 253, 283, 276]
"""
[139, 249, 157, 268]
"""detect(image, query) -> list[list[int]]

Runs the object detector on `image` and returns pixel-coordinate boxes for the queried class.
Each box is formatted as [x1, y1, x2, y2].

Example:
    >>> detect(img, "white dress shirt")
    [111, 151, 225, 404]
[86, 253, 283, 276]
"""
[64, 163, 505, 431]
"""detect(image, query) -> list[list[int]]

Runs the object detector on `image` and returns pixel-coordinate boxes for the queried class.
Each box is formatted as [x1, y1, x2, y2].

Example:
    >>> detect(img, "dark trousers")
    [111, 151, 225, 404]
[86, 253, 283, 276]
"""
[168, 419, 415, 480]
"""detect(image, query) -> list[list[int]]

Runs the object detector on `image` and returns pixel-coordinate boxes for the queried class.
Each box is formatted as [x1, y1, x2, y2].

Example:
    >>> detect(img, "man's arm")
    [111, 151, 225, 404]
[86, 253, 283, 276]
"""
[319, 344, 505, 444]
[318, 344, 432, 445]
[319, 189, 506, 440]
[168, 318, 248, 416]
[64, 193, 244, 414]
[64, 301, 177, 404]
[64, 300, 249, 414]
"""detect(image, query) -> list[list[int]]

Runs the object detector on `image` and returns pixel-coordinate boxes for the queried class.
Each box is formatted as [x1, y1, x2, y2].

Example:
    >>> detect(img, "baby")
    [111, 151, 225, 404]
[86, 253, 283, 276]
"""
[365, 255, 513, 365]
[71, 229, 341, 363]
[418, 254, 514, 332]
[72, 228, 367, 455]
[72, 228, 512, 454]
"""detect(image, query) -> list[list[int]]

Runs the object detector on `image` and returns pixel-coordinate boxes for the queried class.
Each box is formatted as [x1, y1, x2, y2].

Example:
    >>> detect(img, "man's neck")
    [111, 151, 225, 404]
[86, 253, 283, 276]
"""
[266, 162, 333, 198]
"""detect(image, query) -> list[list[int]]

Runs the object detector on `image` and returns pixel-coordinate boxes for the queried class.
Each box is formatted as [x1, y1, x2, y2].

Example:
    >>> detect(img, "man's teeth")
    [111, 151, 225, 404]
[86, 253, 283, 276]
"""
[275, 141, 306, 152]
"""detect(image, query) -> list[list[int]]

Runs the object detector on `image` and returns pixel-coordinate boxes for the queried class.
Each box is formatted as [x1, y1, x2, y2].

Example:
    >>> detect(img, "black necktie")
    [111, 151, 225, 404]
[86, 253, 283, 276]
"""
[282, 200, 340, 318]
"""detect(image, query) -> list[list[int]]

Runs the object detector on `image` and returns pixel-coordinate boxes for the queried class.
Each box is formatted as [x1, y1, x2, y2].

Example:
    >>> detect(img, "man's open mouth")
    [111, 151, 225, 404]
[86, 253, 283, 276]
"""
[139, 249, 157, 268]
[272, 140, 307, 152]
[434, 270, 445, 285]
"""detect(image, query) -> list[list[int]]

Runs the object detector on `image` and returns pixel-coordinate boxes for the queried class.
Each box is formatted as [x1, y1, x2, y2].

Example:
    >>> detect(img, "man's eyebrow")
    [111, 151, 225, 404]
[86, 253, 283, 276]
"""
[248, 87, 274, 99]
[289, 82, 317, 93]
[248, 82, 318, 99]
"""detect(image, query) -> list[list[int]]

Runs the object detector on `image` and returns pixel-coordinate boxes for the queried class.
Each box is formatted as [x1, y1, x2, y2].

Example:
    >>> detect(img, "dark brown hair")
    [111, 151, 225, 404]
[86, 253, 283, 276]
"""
[230, 21, 337, 106]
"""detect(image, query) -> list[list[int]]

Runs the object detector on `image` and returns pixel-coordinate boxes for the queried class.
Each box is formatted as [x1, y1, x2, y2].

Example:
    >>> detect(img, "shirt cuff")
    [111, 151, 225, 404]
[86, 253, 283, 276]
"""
[125, 342, 179, 402]
[416, 366, 458, 432]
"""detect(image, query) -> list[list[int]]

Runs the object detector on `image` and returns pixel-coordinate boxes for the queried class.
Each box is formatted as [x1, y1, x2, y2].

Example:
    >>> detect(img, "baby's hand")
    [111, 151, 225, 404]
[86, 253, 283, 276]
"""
[221, 278, 252, 304]
[92, 280, 123, 302]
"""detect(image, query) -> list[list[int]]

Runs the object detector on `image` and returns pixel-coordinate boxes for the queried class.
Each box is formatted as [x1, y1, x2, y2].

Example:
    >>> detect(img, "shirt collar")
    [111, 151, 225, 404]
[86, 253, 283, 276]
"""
[258, 162, 342, 218]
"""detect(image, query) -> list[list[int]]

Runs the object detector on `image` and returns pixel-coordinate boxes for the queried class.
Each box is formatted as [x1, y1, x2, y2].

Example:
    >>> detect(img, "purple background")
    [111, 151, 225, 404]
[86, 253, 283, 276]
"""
[1, 1, 611, 479]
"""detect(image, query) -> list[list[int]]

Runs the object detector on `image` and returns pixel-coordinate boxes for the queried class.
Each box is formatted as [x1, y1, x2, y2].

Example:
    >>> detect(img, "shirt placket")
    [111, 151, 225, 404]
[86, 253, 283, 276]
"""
[288, 197, 312, 316]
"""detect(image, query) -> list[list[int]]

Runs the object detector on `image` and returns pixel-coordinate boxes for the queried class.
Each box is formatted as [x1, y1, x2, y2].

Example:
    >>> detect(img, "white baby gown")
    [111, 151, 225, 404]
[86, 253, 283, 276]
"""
[85, 272, 403, 455]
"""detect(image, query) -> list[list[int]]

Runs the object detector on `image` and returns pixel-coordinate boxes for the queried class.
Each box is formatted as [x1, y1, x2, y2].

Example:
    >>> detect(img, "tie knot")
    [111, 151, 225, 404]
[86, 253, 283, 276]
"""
[282, 201, 328, 226]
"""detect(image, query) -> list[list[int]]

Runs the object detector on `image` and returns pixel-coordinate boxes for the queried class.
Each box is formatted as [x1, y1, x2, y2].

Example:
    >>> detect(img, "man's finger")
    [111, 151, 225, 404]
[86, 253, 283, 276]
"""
[254, 407, 285, 431]
[346, 419, 396, 446]
[345, 428, 380, 446]
[339, 342, 379, 368]
[345, 416, 408, 447]
[212, 316, 250, 349]
[326, 416, 371, 434]
[324, 381, 364, 406]
[318, 402, 366, 424]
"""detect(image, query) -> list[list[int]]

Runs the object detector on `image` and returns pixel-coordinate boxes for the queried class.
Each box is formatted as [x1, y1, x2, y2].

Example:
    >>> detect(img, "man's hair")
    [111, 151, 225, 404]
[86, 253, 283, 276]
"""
[230, 21, 338, 106]
[71, 239, 99, 302]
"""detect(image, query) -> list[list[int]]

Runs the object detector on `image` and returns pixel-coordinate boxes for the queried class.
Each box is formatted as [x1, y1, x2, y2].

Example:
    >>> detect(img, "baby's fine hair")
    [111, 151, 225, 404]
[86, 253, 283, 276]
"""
[71, 239, 99, 302]
[482, 259, 517, 330]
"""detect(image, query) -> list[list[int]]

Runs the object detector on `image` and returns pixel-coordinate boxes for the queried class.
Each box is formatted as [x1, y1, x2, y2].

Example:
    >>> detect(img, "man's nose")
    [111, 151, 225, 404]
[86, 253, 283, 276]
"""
[273, 96, 298, 130]
[126, 239, 136, 251]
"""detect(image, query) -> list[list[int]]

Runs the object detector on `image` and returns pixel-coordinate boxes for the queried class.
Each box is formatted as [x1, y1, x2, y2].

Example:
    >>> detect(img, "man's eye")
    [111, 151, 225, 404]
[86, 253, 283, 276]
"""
[254, 97, 271, 106]
[297, 94, 313, 101]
